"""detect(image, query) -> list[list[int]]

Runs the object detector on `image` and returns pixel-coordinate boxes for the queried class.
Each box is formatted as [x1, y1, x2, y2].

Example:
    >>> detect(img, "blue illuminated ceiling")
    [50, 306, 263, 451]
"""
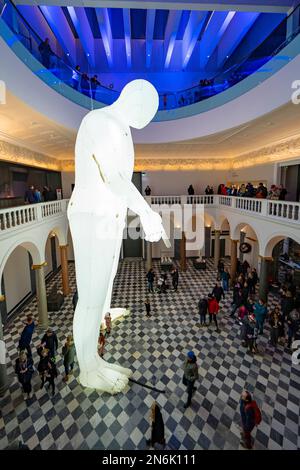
[17, 4, 286, 88]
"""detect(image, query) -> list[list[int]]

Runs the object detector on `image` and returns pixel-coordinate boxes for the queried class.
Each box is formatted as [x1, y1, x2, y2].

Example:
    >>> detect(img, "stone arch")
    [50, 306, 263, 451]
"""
[42, 225, 67, 253]
[263, 231, 300, 258]
[0, 239, 42, 295]
[219, 215, 231, 233]
[231, 221, 261, 247]
[204, 212, 217, 229]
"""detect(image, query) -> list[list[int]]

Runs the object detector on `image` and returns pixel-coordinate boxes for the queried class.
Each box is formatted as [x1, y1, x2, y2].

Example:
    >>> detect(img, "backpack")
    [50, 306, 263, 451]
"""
[246, 400, 262, 426]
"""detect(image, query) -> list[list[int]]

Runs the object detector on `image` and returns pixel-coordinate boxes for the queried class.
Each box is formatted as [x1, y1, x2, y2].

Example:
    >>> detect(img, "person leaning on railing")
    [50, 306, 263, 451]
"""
[38, 37, 54, 69]
[72, 65, 81, 91]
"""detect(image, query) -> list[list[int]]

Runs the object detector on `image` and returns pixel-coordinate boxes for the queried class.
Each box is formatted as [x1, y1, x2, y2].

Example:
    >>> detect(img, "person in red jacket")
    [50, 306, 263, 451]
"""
[207, 294, 220, 333]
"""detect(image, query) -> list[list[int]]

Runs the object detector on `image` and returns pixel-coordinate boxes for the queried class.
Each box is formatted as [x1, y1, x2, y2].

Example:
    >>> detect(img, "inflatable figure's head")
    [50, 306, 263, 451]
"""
[113, 79, 158, 129]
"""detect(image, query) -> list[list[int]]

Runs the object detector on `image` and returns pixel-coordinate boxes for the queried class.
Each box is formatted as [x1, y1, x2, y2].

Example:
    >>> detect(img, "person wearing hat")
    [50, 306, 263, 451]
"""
[182, 351, 199, 408]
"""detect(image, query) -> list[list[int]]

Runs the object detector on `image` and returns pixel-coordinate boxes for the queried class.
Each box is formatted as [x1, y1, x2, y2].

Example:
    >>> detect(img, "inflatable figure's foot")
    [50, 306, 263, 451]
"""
[79, 362, 130, 394]
[104, 360, 132, 377]
[103, 308, 129, 325]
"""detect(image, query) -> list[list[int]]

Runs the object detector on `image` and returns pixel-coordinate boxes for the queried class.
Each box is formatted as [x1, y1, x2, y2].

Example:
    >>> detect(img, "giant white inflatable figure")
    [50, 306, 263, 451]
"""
[68, 80, 166, 393]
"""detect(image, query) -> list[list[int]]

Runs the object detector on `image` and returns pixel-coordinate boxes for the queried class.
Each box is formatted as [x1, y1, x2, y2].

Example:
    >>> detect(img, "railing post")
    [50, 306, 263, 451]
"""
[261, 200, 268, 217]
[35, 203, 43, 222]
[0, 295, 9, 397]
[181, 195, 187, 205]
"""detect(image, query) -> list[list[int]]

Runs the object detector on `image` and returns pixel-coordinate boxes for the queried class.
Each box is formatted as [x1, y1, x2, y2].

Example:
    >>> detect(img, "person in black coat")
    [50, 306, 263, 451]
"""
[171, 267, 179, 291]
[145, 299, 151, 317]
[41, 329, 58, 359]
[240, 390, 256, 449]
[187, 184, 195, 195]
[145, 185, 151, 196]
[18, 315, 35, 357]
[280, 290, 294, 323]
[146, 402, 165, 448]
[38, 38, 53, 68]
[242, 260, 250, 275]
[72, 289, 78, 311]
[217, 259, 224, 275]
[211, 282, 225, 303]
[251, 268, 258, 288]
[15, 351, 34, 399]
[42, 186, 50, 202]
[198, 297, 208, 326]
[230, 288, 243, 317]
[146, 269, 155, 293]
[38, 348, 57, 396]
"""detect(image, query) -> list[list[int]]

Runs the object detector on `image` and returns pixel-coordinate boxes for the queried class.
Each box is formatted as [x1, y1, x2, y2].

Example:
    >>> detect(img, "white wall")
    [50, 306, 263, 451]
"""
[3, 246, 31, 312]
[227, 163, 277, 188]
[142, 164, 277, 195]
[142, 170, 228, 196]
[44, 237, 53, 276]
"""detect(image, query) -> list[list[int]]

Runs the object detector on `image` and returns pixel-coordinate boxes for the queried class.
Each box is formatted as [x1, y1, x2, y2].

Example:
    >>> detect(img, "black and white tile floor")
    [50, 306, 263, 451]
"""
[0, 259, 299, 450]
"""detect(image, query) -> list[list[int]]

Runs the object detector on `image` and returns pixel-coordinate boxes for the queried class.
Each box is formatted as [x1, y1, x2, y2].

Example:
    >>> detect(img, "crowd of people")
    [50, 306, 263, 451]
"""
[15, 309, 114, 400]
[24, 185, 58, 204]
[216, 182, 288, 200]
[11, 246, 300, 451]
[16, 318, 68, 398]
[71, 65, 102, 99]
[146, 266, 179, 297]
[144, 182, 288, 200]
[38, 39, 109, 99]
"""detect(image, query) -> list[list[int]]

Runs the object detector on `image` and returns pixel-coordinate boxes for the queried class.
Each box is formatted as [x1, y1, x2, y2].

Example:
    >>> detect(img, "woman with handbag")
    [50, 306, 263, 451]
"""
[15, 351, 34, 399]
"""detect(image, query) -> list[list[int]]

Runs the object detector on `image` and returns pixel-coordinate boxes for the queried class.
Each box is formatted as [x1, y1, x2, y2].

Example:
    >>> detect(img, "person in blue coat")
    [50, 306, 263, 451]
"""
[240, 390, 256, 449]
[254, 299, 267, 334]
[18, 315, 35, 357]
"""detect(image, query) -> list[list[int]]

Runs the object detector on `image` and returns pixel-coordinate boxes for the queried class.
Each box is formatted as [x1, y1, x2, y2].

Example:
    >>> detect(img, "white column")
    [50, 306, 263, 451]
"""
[214, 230, 221, 269]
[0, 296, 8, 396]
[146, 241, 152, 271]
[33, 263, 48, 329]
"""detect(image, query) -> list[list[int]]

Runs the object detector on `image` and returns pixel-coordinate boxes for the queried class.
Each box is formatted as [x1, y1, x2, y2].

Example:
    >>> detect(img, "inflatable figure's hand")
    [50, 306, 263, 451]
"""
[141, 210, 165, 243]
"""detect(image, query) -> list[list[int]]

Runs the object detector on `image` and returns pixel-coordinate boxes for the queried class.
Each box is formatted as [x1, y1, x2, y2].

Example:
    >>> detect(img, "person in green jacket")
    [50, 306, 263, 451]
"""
[62, 335, 76, 382]
[254, 299, 268, 335]
[183, 351, 199, 409]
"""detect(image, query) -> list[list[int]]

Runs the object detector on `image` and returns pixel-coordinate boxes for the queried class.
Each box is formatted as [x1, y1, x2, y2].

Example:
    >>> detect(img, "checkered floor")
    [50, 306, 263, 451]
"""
[0, 259, 299, 450]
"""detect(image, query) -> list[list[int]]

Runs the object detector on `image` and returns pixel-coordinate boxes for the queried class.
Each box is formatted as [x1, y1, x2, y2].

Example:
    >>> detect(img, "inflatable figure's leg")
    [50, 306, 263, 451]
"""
[99, 221, 131, 377]
[69, 212, 131, 393]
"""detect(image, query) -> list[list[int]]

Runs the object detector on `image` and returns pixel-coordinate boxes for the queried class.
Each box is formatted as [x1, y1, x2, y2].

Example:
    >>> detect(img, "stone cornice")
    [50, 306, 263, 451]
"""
[0, 139, 61, 171]
[2, 132, 300, 173]
[232, 135, 300, 169]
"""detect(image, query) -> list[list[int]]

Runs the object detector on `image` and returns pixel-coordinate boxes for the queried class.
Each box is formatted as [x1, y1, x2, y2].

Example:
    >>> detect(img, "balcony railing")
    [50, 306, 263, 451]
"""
[0, 199, 68, 234]
[145, 195, 300, 225]
[1, 0, 300, 111]
[0, 196, 299, 238]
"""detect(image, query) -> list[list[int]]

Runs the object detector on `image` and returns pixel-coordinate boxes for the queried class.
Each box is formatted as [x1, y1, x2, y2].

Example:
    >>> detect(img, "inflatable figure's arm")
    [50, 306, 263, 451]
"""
[90, 117, 166, 243]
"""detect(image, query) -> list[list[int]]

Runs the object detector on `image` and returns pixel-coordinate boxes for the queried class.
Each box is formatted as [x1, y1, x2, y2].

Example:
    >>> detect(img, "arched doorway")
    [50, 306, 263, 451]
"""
[263, 235, 300, 297]
[232, 222, 260, 271]
[0, 241, 41, 324]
